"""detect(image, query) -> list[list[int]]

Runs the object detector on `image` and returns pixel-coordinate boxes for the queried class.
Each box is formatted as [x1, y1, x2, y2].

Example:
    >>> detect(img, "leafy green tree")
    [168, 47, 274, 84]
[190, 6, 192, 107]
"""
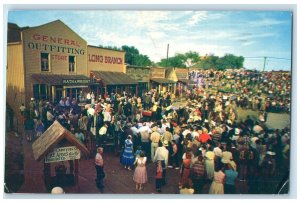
[191, 53, 244, 70]
[99, 45, 152, 66]
[158, 52, 200, 68]
[184, 51, 200, 67]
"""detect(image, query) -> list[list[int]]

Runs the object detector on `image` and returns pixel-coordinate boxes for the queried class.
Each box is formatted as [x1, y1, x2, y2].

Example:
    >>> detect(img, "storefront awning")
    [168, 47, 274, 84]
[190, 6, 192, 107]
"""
[31, 74, 90, 86]
[150, 78, 175, 84]
[91, 71, 138, 85]
[177, 79, 190, 84]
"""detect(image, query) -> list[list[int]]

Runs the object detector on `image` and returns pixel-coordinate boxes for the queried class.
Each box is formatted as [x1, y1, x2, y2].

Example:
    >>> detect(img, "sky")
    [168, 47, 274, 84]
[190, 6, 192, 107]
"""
[7, 10, 293, 71]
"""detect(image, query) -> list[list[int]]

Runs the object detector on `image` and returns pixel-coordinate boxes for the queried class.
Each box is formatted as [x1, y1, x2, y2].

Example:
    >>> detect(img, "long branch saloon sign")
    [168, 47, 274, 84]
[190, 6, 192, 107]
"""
[45, 146, 80, 163]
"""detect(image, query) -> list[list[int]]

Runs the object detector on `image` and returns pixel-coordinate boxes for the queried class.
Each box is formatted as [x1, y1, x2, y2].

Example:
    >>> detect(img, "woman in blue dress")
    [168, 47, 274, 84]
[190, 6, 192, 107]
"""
[121, 135, 135, 170]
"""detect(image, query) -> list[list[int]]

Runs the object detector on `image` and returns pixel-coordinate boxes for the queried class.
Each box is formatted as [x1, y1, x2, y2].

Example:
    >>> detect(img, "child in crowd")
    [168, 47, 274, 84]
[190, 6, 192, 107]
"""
[35, 119, 45, 137]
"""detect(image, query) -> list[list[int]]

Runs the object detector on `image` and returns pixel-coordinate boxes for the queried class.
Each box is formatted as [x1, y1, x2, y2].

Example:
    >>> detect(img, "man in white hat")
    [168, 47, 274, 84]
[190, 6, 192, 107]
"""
[150, 126, 161, 161]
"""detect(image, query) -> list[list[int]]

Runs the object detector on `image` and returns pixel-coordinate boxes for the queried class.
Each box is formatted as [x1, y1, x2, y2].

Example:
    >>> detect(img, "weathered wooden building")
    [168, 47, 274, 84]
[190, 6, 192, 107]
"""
[6, 20, 135, 114]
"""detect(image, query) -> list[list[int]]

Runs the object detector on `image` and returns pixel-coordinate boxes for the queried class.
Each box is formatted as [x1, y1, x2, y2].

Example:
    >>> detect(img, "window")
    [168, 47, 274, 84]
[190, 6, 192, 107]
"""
[41, 53, 50, 71]
[66, 88, 80, 100]
[69, 56, 76, 72]
[33, 84, 48, 100]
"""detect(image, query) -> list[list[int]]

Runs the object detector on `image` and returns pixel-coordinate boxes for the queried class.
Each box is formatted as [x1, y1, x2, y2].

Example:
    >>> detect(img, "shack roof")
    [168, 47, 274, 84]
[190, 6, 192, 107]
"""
[32, 120, 89, 162]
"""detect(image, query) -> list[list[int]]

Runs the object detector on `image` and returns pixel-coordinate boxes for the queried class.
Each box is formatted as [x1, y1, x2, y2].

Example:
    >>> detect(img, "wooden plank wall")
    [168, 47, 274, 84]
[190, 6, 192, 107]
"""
[6, 43, 25, 116]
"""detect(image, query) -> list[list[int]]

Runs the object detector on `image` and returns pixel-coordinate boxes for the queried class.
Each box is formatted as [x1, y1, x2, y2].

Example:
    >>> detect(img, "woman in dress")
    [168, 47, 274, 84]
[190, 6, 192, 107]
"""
[121, 135, 135, 170]
[133, 151, 148, 190]
[209, 163, 226, 194]
[205, 147, 215, 180]
[180, 151, 192, 188]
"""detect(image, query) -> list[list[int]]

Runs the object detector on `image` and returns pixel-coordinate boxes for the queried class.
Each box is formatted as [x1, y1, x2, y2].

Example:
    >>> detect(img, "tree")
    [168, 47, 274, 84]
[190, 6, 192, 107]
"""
[184, 51, 200, 67]
[158, 52, 200, 68]
[98, 45, 122, 51]
[99, 45, 153, 66]
[191, 53, 244, 70]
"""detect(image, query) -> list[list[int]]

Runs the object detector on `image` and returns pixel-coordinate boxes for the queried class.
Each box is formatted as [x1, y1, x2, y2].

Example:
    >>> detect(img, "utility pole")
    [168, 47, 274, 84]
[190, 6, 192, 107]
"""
[166, 44, 169, 67]
[263, 56, 267, 72]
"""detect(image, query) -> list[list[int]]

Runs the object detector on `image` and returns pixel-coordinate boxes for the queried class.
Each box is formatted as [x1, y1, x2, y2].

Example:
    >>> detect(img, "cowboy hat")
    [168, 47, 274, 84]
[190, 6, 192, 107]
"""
[163, 140, 169, 147]
[221, 151, 233, 163]
[205, 151, 215, 160]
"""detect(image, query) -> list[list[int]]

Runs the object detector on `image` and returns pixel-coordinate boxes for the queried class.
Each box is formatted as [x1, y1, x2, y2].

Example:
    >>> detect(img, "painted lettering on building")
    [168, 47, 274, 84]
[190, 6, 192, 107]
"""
[51, 54, 67, 61]
[27, 42, 85, 55]
[88, 54, 123, 64]
[32, 34, 81, 47]
[151, 68, 165, 78]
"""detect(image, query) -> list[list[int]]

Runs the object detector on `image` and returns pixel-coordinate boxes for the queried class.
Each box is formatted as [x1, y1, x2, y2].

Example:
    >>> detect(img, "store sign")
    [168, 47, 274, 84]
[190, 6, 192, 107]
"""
[62, 79, 90, 85]
[176, 69, 188, 79]
[151, 68, 165, 78]
[88, 54, 123, 64]
[26, 34, 85, 55]
[45, 146, 80, 163]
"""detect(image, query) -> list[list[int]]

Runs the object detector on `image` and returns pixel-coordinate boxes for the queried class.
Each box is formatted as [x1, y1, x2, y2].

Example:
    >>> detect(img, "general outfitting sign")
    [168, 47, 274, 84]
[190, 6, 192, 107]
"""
[45, 146, 81, 163]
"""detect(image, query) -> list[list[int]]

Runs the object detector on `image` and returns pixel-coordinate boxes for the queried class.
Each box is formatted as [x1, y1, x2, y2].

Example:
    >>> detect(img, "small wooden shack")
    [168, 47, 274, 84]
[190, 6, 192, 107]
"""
[32, 120, 89, 192]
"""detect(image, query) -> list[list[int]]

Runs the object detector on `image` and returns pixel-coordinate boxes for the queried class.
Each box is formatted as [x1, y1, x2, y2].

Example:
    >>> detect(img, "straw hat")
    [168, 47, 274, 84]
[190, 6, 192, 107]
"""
[163, 140, 169, 147]
[213, 147, 223, 157]
[221, 151, 233, 163]
[152, 126, 158, 132]
[205, 151, 215, 160]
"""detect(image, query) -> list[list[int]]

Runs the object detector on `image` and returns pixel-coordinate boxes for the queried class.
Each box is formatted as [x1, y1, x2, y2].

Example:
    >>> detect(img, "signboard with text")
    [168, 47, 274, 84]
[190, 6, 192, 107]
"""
[62, 79, 90, 85]
[45, 146, 80, 163]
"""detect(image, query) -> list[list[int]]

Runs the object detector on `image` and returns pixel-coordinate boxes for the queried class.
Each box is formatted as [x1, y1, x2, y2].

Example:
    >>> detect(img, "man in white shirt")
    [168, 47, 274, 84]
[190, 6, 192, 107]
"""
[191, 127, 200, 139]
[19, 103, 26, 116]
[97, 122, 108, 147]
[138, 123, 152, 161]
[150, 126, 161, 161]
[103, 111, 111, 122]
[95, 147, 105, 192]
[182, 126, 192, 138]
[153, 141, 169, 186]
[86, 92, 91, 104]
[87, 106, 95, 118]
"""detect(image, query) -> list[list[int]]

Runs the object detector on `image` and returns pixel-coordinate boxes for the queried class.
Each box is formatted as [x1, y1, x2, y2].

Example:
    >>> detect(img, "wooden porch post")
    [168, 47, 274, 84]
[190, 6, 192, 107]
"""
[43, 162, 51, 190]
[74, 159, 79, 192]
[74, 159, 79, 185]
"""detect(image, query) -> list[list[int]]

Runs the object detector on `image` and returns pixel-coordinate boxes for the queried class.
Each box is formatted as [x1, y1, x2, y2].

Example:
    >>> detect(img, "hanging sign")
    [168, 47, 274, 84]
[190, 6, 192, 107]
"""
[62, 79, 90, 85]
[45, 146, 80, 163]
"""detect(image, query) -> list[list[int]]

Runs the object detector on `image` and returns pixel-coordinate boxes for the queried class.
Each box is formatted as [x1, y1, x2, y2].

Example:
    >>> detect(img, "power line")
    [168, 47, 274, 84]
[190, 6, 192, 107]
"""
[244, 56, 291, 71]
[245, 56, 291, 61]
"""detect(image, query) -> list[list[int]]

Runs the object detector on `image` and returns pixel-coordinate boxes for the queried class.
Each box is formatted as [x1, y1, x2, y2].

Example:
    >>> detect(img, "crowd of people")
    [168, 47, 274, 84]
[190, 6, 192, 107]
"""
[188, 69, 291, 113]
[19, 69, 290, 194]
